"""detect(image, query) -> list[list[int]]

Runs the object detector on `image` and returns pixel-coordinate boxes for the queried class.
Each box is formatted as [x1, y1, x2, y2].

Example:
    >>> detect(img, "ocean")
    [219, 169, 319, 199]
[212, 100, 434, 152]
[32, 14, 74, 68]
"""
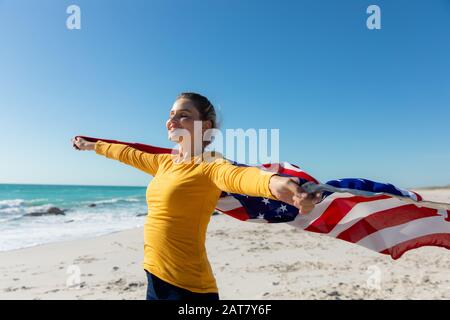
[0, 184, 148, 251]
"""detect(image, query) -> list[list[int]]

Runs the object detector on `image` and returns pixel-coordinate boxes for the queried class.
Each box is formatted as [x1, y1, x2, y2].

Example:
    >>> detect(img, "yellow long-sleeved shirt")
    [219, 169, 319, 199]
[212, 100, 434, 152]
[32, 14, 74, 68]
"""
[95, 141, 277, 293]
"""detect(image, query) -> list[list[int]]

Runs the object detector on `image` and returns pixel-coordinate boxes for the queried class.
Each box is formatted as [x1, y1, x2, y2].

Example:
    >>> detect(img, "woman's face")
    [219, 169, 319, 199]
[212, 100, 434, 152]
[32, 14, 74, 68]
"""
[166, 98, 208, 145]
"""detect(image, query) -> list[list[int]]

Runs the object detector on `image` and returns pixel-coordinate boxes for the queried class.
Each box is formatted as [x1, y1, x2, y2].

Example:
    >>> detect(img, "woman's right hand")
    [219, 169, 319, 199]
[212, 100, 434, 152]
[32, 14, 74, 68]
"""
[269, 175, 322, 214]
[71, 137, 96, 151]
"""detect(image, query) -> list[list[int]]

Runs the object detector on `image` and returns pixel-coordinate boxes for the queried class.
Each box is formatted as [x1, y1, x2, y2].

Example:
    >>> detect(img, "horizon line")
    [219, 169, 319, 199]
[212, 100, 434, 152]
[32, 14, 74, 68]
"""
[0, 182, 147, 188]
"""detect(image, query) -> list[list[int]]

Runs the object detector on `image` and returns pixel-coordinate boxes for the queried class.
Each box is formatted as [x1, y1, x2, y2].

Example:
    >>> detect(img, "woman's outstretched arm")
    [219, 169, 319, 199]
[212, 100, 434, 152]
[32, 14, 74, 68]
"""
[203, 158, 321, 214]
[71, 136, 163, 176]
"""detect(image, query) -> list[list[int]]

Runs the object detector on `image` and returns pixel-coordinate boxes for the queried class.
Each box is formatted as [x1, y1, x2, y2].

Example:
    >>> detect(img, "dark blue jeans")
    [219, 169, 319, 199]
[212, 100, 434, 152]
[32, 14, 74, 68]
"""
[145, 270, 220, 300]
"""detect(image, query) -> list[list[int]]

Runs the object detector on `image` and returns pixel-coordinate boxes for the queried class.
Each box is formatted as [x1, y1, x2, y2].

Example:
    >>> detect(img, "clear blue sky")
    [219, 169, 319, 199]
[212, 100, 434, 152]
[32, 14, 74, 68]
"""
[0, 0, 449, 188]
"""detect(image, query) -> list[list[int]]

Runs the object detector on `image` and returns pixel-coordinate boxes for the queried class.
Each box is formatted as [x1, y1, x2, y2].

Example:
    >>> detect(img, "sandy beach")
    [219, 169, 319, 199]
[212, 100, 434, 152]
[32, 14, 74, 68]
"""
[1, 188, 449, 300]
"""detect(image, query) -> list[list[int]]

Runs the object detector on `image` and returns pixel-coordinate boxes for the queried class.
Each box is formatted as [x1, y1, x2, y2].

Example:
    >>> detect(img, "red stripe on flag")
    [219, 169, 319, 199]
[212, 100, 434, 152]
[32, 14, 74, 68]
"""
[305, 195, 390, 234]
[221, 207, 249, 221]
[260, 163, 320, 184]
[411, 191, 423, 201]
[280, 168, 320, 184]
[380, 233, 450, 259]
[336, 205, 439, 243]
[77, 136, 174, 154]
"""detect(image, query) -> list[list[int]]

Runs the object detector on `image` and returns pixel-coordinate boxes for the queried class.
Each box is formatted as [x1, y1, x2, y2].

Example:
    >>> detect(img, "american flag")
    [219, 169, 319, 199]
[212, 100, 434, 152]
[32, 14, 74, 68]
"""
[78, 136, 450, 260]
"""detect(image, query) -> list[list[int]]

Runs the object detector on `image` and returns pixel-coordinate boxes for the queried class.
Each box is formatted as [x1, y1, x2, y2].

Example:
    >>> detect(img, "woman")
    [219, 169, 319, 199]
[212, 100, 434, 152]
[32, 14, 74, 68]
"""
[71, 92, 320, 300]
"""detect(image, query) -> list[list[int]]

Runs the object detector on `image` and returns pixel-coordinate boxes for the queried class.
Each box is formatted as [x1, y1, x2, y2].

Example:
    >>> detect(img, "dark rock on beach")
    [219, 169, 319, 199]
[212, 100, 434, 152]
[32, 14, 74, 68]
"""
[25, 206, 66, 217]
[47, 207, 66, 215]
[88, 203, 97, 207]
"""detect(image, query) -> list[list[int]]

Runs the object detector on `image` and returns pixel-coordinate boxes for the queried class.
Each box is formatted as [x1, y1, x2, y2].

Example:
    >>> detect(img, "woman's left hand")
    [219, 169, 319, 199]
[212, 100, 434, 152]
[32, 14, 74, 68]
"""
[268, 175, 322, 214]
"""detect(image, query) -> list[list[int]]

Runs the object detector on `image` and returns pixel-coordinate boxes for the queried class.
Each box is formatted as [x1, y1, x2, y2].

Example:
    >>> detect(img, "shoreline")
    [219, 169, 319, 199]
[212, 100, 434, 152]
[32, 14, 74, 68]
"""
[0, 227, 142, 254]
[1, 187, 447, 253]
